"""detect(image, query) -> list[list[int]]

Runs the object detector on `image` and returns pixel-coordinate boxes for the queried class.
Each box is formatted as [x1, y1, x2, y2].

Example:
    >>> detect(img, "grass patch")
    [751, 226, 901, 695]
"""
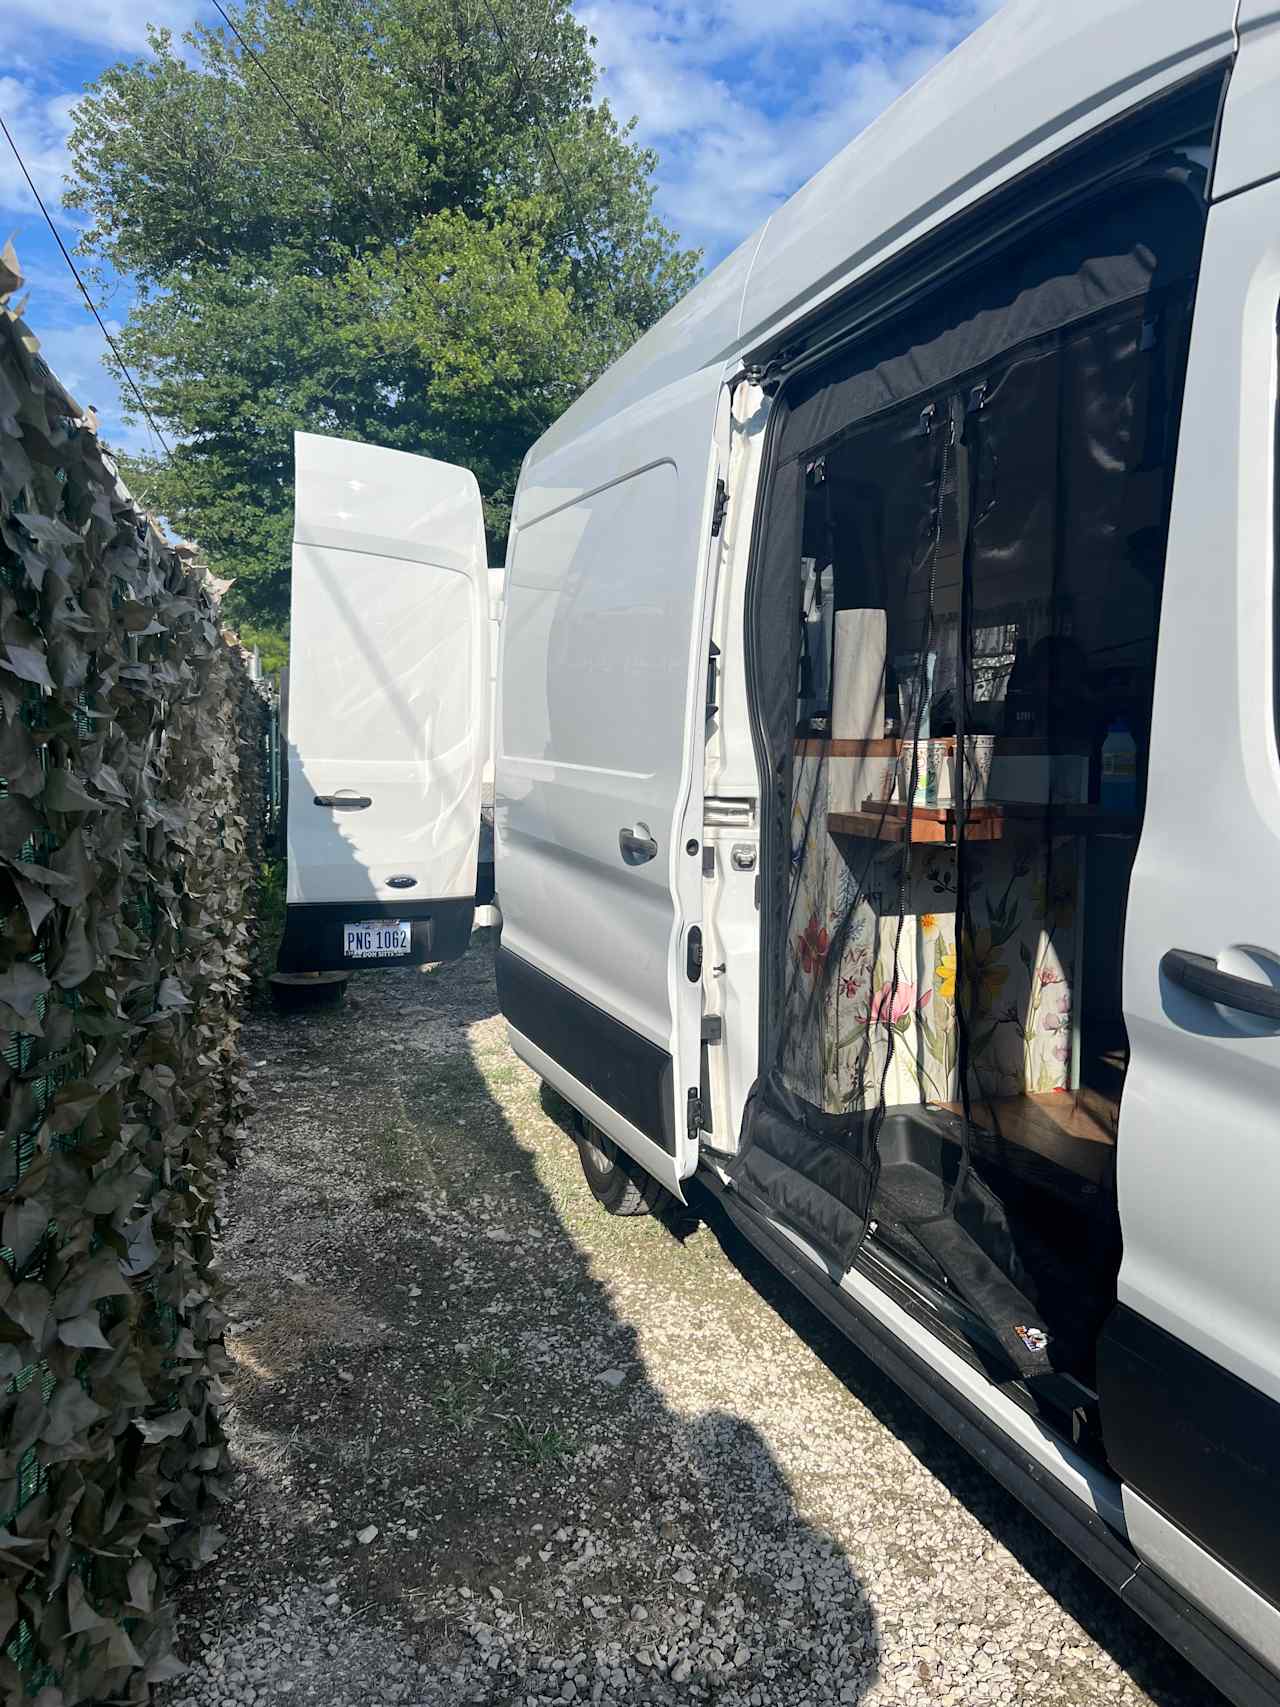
[500, 1415, 577, 1466]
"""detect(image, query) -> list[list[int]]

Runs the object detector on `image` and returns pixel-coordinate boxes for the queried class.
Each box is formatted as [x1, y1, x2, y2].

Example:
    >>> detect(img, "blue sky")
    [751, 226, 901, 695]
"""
[0, 0, 998, 455]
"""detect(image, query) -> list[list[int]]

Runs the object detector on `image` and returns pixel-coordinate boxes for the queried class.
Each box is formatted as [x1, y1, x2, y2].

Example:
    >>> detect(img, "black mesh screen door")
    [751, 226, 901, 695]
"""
[731, 154, 1209, 1385]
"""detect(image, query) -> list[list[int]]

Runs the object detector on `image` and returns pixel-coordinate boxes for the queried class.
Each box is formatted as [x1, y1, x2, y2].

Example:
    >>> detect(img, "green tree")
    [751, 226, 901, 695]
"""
[66, 0, 700, 636]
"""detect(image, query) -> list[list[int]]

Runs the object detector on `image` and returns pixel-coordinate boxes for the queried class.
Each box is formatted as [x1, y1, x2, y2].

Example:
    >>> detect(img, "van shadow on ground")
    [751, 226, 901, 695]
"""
[166, 948, 881, 1706]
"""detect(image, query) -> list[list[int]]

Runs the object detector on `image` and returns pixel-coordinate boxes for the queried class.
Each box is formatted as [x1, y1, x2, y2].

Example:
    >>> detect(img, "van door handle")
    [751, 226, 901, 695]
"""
[314, 793, 372, 811]
[619, 824, 658, 866]
[1161, 949, 1280, 1021]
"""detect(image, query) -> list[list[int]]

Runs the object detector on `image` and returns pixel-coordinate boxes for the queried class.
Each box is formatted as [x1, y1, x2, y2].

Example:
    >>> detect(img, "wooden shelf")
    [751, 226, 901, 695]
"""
[934, 1091, 1117, 1186]
[828, 799, 1140, 845]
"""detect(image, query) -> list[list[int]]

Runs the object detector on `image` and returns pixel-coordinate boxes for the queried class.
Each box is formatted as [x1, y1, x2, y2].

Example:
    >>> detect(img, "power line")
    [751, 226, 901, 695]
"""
[206, 0, 398, 251]
[0, 109, 171, 458]
[474, 0, 606, 272]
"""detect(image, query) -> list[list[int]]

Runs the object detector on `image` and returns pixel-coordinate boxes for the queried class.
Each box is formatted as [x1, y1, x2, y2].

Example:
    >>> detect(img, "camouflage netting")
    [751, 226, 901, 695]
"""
[0, 245, 262, 1701]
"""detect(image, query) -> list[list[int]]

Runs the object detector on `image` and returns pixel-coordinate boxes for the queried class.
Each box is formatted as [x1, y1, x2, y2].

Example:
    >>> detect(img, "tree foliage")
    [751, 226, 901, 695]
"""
[66, 0, 700, 632]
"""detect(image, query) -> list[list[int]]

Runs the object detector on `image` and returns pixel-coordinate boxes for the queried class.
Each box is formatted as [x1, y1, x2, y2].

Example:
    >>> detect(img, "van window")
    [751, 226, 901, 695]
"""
[735, 153, 1210, 1390]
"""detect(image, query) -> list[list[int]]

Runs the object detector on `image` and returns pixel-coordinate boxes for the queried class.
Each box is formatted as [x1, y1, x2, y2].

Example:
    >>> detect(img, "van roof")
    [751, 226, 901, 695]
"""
[526, 0, 1234, 476]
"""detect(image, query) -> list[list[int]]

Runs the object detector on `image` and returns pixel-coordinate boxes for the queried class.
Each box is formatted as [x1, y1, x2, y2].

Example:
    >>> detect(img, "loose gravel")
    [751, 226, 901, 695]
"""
[162, 943, 1224, 1707]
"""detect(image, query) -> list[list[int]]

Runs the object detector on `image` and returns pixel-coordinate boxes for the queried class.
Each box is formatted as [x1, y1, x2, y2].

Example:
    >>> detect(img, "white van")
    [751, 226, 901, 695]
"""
[286, 4, 1280, 1700]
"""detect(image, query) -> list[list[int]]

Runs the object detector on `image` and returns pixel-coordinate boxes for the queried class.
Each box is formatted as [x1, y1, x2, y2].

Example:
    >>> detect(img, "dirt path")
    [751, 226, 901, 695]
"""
[163, 944, 1223, 1707]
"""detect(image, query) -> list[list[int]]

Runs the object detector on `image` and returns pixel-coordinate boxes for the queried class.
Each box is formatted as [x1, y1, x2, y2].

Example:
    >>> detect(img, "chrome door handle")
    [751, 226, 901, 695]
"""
[1161, 949, 1280, 1021]
[619, 824, 658, 866]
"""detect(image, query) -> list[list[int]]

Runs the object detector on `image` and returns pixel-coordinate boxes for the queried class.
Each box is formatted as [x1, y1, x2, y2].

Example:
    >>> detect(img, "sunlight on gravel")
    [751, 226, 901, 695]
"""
[161, 946, 1222, 1707]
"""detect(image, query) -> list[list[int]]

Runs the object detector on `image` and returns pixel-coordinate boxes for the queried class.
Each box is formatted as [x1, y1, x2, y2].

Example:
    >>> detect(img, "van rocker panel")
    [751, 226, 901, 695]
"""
[1098, 1304, 1280, 1612]
[496, 947, 676, 1154]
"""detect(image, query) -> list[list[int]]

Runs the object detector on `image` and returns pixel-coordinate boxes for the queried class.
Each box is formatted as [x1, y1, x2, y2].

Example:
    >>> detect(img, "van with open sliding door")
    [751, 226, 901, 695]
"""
[291, 3, 1280, 1700]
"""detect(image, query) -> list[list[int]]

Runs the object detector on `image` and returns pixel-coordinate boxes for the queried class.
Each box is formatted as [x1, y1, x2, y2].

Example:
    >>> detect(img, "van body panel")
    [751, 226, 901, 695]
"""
[738, 0, 1233, 357]
[1122, 1488, 1280, 1679]
[1105, 172, 1280, 1620]
[520, 2, 1234, 484]
[1213, 9, 1280, 198]
[496, 365, 730, 1190]
[281, 433, 487, 970]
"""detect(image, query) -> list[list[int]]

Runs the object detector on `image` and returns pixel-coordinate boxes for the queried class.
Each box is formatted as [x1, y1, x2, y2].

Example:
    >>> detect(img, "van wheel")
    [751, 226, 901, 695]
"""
[576, 1122, 659, 1216]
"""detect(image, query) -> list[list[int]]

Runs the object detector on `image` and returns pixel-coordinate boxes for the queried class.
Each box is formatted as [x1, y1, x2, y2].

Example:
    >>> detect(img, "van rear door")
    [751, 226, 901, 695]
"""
[495, 367, 731, 1197]
[279, 432, 488, 973]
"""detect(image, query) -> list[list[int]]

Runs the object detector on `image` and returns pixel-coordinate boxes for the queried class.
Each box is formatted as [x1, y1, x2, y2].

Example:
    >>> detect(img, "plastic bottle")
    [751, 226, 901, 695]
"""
[1100, 716, 1138, 814]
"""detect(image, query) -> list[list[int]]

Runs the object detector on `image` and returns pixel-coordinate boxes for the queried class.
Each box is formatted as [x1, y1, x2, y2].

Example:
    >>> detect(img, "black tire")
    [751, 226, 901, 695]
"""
[575, 1121, 661, 1216]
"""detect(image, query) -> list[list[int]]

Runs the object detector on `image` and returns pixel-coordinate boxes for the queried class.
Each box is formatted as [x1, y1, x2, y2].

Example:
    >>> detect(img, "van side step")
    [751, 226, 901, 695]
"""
[697, 1170, 1280, 1707]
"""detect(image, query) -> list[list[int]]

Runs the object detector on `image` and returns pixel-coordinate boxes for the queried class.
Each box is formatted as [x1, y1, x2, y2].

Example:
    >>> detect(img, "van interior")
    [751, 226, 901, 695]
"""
[732, 131, 1212, 1441]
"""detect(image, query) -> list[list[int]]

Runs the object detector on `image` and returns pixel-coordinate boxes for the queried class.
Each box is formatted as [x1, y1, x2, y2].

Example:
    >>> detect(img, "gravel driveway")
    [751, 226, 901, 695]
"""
[163, 942, 1224, 1707]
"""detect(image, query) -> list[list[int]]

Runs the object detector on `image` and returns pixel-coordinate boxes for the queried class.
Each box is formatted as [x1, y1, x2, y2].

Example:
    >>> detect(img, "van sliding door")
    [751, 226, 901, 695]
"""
[496, 368, 731, 1197]
[1100, 164, 1280, 1663]
[280, 432, 489, 973]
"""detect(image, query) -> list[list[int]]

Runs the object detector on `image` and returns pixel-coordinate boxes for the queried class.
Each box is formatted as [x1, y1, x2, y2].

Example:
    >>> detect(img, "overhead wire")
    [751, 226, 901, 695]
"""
[474, 0, 606, 272]
[206, 0, 401, 252]
[0, 109, 171, 458]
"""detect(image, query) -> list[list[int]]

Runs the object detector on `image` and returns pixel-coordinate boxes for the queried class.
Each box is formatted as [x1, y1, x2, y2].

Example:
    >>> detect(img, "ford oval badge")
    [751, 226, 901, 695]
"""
[387, 874, 417, 889]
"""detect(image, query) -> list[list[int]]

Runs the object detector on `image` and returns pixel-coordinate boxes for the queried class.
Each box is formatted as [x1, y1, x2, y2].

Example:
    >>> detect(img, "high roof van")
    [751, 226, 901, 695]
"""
[284, 4, 1280, 1700]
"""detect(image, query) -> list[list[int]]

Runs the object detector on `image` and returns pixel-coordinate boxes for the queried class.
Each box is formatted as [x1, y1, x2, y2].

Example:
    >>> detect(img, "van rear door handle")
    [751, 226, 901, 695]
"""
[314, 793, 372, 811]
[1161, 949, 1280, 1021]
[619, 824, 658, 866]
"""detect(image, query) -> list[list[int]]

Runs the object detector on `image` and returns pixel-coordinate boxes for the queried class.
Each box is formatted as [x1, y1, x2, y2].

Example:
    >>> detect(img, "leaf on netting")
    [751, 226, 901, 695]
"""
[52, 1253, 131, 1319]
[48, 831, 94, 906]
[12, 512, 82, 550]
[154, 976, 190, 1011]
[56, 1313, 112, 1351]
[44, 1079, 103, 1135]
[0, 960, 50, 1018]
[0, 239, 20, 300]
[49, 915, 95, 990]
[10, 873, 55, 934]
[0, 797, 41, 860]
[42, 769, 101, 815]
[132, 1408, 192, 1444]
[0, 643, 53, 689]
[43, 1378, 107, 1447]
[65, 1572, 112, 1635]
[3, 1279, 50, 1341]
[2, 1198, 50, 1271]
[121, 1213, 157, 1280]
[0, 716, 43, 797]
[124, 1558, 155, 1616]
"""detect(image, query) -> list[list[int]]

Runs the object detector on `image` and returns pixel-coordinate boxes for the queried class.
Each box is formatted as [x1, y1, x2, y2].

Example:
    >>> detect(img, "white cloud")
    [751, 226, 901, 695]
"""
[0, 77, 77, 218]
[579, 0, 1005, 258]
[0, 0, 208, 57]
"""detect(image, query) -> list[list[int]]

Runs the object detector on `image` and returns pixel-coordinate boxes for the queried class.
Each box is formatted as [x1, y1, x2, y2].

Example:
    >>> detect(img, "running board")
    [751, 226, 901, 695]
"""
[698, 1170, 1280, 1707]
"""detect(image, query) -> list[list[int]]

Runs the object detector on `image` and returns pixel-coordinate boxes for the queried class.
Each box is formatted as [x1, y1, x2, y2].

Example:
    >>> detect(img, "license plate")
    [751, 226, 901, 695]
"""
[343, 920, 411, 959]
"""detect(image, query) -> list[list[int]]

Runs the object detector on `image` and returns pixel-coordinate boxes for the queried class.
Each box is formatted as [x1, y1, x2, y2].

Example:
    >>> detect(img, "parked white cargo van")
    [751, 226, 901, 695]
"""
[285, 4, 1280, 1701]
